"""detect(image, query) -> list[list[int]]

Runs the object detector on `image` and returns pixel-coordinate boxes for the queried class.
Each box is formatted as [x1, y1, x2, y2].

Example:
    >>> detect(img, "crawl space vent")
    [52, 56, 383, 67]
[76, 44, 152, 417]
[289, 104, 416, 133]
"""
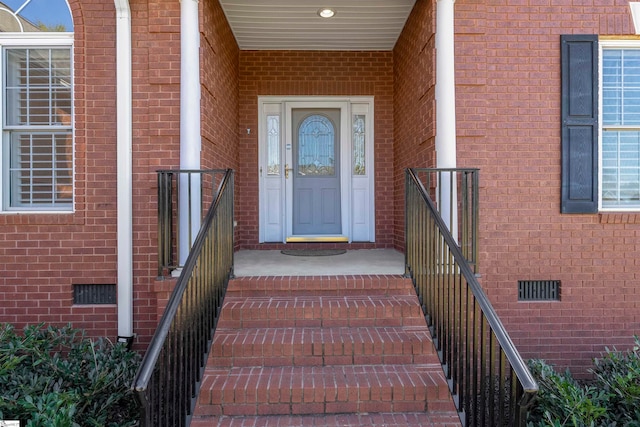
[73, 284, 117, 305]
[518, 280, 560, 301]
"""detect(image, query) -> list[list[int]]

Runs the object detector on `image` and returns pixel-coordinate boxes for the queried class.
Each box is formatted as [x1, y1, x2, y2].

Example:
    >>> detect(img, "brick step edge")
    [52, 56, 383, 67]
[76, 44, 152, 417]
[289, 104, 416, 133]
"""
[217, 295, 425, 329]
[208, 326, 438, 367]
[196, 364, 455, 417]
[226, 275, 416, 297]
[190, 411, 462, 427]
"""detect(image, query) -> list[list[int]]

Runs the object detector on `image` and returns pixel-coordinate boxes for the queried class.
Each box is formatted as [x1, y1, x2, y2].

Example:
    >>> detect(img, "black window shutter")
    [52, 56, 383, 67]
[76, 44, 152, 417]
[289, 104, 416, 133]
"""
[561, 34, 599, 214]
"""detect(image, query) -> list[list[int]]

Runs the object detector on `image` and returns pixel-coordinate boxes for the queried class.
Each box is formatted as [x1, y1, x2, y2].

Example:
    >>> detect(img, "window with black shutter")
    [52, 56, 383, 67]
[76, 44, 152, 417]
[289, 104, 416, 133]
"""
[562, 35, 640, 213]
[560, 34, 599, 214]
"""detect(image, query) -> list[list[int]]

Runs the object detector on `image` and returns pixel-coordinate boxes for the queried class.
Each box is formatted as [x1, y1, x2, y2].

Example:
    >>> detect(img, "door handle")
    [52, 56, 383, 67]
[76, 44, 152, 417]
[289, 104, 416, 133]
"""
[285, 164, 293, 179]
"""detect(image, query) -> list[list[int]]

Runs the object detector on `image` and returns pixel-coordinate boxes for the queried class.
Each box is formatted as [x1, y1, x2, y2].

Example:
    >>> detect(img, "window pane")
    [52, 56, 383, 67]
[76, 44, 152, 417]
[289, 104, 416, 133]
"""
[352, 114, 365, 175]
[267, 115, 280, 175]
[298, 114, 335, 176]
[9, 132, 72, 208]
[602, 130, 640, 208]
[603, 49, 640, 126]
[6, 48, 72, 127]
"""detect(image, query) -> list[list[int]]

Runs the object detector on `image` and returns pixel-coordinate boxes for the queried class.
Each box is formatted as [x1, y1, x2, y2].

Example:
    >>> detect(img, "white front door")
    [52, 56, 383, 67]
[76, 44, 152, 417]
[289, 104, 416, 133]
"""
[258, 97, 375, 243]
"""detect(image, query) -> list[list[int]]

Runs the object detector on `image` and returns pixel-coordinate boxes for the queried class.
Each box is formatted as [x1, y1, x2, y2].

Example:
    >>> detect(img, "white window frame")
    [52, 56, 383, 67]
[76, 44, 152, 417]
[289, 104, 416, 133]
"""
[599, 39, 640, 212]
[0, 33, 74, 213]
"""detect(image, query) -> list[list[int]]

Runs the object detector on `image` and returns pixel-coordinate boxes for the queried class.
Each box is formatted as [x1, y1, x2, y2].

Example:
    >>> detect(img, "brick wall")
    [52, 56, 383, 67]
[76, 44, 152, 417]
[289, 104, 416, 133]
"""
[0, 0, 119, 338]
[0, 0, 182, 346]
[152, 0, 240, 325]
[0, 0, 239, 350]
[396, 0, 640, 375]
[130, 0, 239, 347]
[393, 0, 436, 250]
[129, 0, 181, 348]
[237, 51, 394, 248]
[201, 0, 239, 170]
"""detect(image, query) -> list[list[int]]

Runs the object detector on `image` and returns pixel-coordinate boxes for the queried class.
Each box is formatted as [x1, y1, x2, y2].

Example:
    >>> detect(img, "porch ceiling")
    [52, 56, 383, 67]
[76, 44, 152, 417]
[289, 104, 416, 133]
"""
[218, 0, 416, 51]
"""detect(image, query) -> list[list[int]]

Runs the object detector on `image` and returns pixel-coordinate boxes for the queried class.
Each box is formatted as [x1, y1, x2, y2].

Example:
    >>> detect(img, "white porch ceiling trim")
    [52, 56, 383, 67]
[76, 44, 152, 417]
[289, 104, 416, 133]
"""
[218, 0, 416, 51]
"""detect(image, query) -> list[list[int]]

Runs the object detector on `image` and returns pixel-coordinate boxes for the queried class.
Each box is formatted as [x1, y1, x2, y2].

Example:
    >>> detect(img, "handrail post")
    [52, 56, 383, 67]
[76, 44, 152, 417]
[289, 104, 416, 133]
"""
[472, 169, 479, 273]
[157, 171, 164, 278]
[157, 171, 174, 279]
[404, 170, 411, 278]
[156, 169, 231, 278]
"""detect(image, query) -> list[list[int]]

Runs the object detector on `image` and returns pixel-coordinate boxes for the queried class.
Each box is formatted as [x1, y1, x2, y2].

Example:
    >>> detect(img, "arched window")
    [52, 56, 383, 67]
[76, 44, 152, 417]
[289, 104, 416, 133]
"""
[0, 0, 73, 32]
[0, 0, 74, 211]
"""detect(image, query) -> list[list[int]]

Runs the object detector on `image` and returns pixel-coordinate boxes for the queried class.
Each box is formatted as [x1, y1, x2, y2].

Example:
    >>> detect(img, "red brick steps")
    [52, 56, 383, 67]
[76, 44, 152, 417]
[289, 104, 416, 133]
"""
[192, 275, 460, 426]
[197, 364, 452, 416]
[226, 275, 416, 297]
[208, 326, 436, 367]
[217, 295, 426, 329]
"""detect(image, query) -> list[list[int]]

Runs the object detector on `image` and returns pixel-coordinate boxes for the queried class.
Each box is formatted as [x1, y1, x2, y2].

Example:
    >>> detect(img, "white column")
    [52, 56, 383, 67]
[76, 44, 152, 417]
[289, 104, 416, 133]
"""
[114, 0, 133, 342]
[435, 0, 458, 238]
[179, 0, 202, 265]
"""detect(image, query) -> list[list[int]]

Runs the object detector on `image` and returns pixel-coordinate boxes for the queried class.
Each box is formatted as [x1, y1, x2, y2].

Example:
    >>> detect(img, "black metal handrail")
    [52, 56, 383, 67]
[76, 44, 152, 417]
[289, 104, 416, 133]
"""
[405, 168, 537, 426]
[133, 169, 234, 427]
[157, 169, 228, 278]
[411, 168, 479, 272]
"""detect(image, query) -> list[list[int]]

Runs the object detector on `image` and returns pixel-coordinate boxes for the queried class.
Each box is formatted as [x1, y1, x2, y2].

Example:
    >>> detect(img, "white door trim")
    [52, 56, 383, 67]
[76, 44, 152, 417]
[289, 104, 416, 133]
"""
[258, 96, 375, 243]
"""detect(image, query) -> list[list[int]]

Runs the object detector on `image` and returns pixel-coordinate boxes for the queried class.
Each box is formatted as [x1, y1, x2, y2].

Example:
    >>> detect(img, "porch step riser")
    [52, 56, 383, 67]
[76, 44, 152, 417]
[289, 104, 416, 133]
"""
[197, 365, 453, 417]
[209, 327, 436, 368]
[226, 275, 414, 297]
[209, 354, 436, 368]
[217, 296, 425, 329]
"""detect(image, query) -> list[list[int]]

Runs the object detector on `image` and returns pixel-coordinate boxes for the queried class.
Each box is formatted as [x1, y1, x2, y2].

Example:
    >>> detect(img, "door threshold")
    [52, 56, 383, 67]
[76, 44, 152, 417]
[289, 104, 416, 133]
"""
[286, 235, 349, 243]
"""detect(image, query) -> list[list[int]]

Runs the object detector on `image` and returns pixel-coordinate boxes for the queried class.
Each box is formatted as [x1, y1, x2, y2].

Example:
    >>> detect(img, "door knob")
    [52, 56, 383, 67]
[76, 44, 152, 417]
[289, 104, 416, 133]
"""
[285, 164, 293, 179]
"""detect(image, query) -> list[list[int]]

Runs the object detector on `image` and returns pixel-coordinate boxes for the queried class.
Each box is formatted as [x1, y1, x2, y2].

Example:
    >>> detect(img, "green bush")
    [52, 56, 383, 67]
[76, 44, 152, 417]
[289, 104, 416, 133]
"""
[527, 337, 640, 427]
[591, 337, 640, 426]
[0, 323, 141, 427]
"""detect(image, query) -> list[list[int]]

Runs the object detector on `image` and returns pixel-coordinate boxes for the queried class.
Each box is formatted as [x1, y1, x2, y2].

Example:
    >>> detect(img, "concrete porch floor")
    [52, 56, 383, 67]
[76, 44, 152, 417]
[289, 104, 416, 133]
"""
[233, 249, 405, 277]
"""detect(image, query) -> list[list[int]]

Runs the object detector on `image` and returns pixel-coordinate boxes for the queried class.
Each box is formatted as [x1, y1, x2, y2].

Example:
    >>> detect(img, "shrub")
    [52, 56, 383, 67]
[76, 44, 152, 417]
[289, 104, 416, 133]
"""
[0, 323, 141, 427]
[527, 337, 640, 427]
[590, 336, 640, 426]
[527, 359, 610, 427]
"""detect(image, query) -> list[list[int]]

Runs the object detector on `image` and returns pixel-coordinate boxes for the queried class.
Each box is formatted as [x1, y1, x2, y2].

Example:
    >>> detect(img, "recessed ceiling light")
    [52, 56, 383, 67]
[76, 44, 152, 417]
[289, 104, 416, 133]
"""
[317, 8, 336, 18]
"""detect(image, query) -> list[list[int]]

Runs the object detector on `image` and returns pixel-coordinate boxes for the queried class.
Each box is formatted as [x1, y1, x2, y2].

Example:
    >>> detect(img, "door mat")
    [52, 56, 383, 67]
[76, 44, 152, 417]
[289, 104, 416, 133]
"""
[281, 249, 346, 257]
